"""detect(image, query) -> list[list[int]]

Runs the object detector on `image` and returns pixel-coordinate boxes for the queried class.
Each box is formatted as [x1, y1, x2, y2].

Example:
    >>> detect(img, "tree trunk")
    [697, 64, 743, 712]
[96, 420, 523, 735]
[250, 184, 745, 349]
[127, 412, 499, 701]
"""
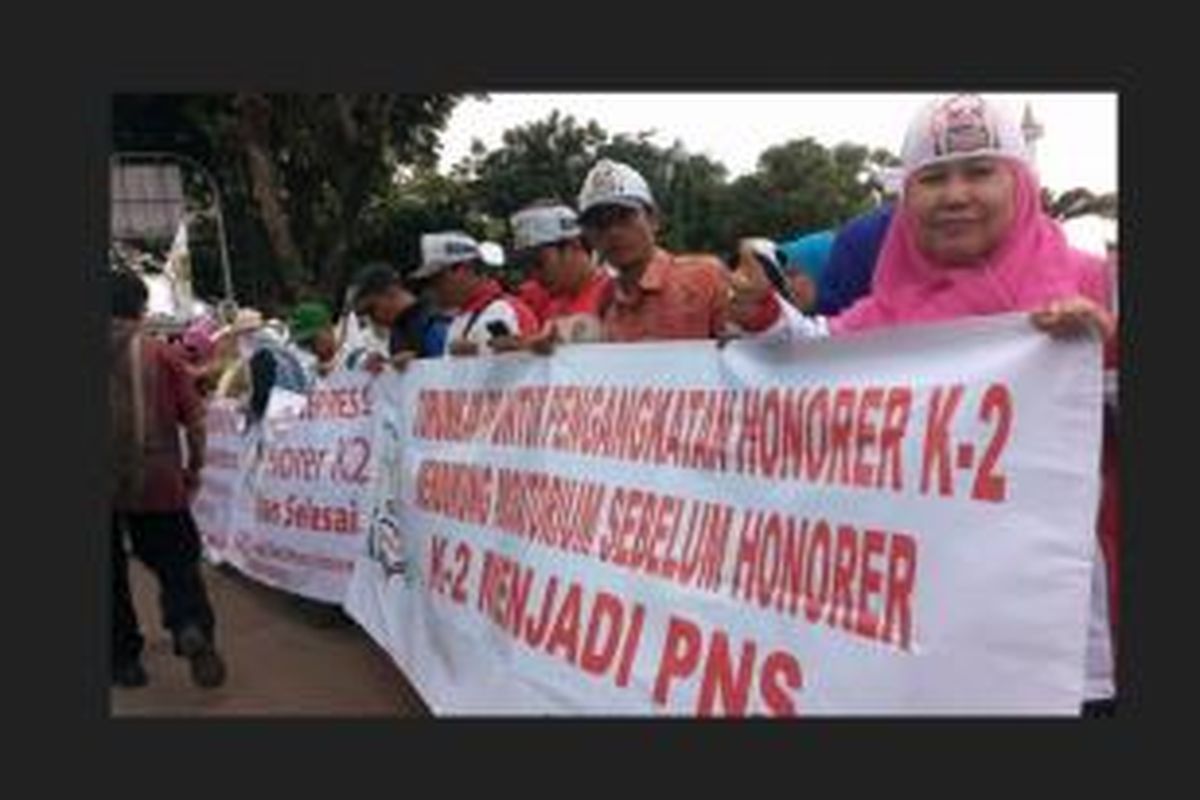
[235, 92, 303, 301]
[316, 95, 393, 306]
[317, 237, 352, 307]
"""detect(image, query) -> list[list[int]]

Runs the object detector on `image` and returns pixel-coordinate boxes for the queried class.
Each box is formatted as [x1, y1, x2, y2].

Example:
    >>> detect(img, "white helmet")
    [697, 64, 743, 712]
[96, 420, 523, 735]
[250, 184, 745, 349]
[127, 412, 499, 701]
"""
[900, 94, 1029, 180]
[410, 231, 483, 280]
[577, 159, 655, 221]
[510, 204, 582, 253]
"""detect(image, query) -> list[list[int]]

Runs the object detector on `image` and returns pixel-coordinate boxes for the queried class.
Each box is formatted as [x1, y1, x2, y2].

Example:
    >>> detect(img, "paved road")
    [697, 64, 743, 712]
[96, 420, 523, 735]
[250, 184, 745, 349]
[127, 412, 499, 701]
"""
[110, 560, 429, 717]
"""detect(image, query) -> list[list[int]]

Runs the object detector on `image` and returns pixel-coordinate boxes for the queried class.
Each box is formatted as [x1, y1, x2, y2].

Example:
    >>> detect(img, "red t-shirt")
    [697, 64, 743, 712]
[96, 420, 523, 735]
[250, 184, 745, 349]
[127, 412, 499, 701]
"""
[516, 279, 553, 325]
[544, 269, 614, 343]
[111, 322, 204, 512]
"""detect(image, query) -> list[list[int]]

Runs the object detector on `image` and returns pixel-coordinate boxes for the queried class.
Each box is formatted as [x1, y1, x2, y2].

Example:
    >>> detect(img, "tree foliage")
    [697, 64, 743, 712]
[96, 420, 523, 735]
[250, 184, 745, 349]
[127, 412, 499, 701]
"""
[113, 99, 1114, 314]
[1041, 186, 1118, 221]
[460, 114, 893, 254]
[113, 93, 462, 311]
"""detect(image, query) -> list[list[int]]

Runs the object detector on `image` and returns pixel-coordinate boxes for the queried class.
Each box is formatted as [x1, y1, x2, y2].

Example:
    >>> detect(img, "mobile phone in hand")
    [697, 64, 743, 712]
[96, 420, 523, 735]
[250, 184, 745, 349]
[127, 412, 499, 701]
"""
[724, 243, 799, 308]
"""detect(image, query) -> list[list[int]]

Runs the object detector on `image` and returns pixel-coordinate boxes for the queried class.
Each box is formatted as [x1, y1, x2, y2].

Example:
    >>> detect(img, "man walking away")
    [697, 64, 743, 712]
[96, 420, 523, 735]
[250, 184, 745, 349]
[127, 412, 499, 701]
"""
[110, 269, 226, 689]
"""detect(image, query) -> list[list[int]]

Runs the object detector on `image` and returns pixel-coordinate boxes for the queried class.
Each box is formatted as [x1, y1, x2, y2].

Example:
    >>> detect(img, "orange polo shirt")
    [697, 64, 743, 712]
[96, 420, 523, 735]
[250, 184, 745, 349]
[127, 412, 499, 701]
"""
[602, 249, 730, 342]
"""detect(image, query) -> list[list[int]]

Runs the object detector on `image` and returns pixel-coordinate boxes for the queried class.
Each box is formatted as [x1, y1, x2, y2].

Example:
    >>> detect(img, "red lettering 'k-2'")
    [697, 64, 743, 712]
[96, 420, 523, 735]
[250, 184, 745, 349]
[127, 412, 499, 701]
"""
[920, 385, 965, 497]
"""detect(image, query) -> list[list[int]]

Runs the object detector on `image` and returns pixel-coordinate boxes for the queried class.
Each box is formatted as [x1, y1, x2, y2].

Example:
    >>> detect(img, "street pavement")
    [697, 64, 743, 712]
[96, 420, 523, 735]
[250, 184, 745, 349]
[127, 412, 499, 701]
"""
[110, 560, 429, 717]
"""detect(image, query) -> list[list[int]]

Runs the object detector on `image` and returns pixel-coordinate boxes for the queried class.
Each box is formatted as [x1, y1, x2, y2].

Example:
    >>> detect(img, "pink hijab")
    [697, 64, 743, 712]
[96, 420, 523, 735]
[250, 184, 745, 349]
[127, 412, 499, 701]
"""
[181, 316, 219, 363]
[831, 158, 1109, 335]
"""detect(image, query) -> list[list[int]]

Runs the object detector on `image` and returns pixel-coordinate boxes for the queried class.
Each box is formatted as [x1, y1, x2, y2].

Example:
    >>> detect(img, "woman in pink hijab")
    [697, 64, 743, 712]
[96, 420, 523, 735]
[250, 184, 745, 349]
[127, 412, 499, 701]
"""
[731, 94, 1119, 716]
[735, 93, 1113, 337]
[168, 316, 222, 396]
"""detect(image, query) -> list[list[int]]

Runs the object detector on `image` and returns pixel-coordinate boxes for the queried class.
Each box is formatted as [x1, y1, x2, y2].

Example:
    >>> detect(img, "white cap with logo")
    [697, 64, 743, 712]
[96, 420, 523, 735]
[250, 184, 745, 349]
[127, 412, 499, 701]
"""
[577, 159, 656, 220]
[510, 204, 582, 253]
[410, 231, 484, 280]
[900, 94, 1029, 180]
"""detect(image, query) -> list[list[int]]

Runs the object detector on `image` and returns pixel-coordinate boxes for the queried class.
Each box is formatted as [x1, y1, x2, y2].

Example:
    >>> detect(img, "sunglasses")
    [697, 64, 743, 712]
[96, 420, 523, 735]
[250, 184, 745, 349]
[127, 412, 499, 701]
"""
[581, 204, 641, 230]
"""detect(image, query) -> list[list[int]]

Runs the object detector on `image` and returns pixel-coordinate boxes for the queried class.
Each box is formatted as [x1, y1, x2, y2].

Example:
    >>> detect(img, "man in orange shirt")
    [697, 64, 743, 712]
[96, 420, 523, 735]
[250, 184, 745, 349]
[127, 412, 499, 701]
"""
[510, 202, 613, 345]
[511, 162, 782, 355]
[571, 159, 731, 342]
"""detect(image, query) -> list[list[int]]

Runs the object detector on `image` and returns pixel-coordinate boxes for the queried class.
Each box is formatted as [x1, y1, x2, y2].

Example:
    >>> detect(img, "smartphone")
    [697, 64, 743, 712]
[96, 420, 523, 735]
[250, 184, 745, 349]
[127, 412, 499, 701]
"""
[724, 244, 799, 309]
[486, 320, 512, 338]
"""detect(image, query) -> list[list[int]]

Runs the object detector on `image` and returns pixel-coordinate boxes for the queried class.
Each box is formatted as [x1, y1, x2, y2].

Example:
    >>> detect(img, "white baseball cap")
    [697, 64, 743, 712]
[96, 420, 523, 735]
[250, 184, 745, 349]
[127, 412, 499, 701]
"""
[478, 241, 506, 268]
[577, 159, 655, 221]
[900, 94, 1029, 180]
[510, 204, 582, 254]
[410, 231, 483, 280]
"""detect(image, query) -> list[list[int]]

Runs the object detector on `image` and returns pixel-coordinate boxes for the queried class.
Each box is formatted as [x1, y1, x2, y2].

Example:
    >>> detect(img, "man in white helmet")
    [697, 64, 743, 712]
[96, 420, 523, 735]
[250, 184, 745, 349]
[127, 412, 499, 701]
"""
[409, 231, 540, 356]
[574, 159, 780, 343]
[510, 201, 613, 346]
[576, 159, 722, 341]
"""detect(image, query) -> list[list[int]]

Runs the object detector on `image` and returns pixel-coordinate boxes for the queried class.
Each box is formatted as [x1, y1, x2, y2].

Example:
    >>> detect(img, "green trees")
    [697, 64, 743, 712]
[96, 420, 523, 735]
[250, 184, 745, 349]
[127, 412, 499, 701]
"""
[113, 93, 462, 311]
[113, 99, 1111, 312]
[460, 114, 897, 254]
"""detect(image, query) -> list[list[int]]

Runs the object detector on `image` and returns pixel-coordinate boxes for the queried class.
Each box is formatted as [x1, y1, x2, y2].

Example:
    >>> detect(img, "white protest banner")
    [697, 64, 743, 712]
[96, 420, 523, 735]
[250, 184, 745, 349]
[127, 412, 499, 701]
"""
[213, 371, 378, 604]
[193, 398, 247, 564]
[345, 313, 1104, 715]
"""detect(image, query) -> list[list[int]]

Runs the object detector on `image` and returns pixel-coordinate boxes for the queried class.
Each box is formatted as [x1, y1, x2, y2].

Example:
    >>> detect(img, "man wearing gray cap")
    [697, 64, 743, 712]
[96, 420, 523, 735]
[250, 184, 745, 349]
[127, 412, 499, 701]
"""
[410, 231, 539, 356]
[576, 158, 801, 343]
[575, 159, 778, 342]
[510, 202, 613, 346]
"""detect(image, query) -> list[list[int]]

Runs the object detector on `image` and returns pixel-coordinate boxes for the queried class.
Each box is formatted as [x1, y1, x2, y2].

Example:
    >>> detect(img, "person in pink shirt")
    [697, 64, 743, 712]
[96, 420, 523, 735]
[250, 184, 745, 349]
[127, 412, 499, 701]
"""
[171, 315, 222, 397]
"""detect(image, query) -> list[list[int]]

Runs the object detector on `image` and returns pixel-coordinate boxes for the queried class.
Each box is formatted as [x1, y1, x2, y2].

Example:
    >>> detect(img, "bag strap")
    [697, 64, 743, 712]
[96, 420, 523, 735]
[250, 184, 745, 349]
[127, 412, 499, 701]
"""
[462, 296, 502, 339]
[129, 334, 146, 454]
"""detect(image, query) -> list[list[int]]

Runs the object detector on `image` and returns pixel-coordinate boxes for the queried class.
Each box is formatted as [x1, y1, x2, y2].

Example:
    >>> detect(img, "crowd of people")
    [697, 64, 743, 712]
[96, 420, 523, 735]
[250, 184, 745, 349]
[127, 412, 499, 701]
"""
[110, 94, 1119, 715]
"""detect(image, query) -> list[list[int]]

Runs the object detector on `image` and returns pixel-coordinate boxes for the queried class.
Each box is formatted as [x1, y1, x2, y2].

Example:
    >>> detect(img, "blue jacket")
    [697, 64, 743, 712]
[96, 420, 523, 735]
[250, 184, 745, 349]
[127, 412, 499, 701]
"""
[419, 314, 451, 358]
[778, 230, 835, 283]
[818, 203, 894, 316]
[387, 303, 451, 359]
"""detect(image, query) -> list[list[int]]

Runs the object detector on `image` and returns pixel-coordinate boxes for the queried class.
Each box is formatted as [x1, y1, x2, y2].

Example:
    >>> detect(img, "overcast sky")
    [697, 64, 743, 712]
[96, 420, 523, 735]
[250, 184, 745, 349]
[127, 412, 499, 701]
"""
[437, 92, 1117, 195]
